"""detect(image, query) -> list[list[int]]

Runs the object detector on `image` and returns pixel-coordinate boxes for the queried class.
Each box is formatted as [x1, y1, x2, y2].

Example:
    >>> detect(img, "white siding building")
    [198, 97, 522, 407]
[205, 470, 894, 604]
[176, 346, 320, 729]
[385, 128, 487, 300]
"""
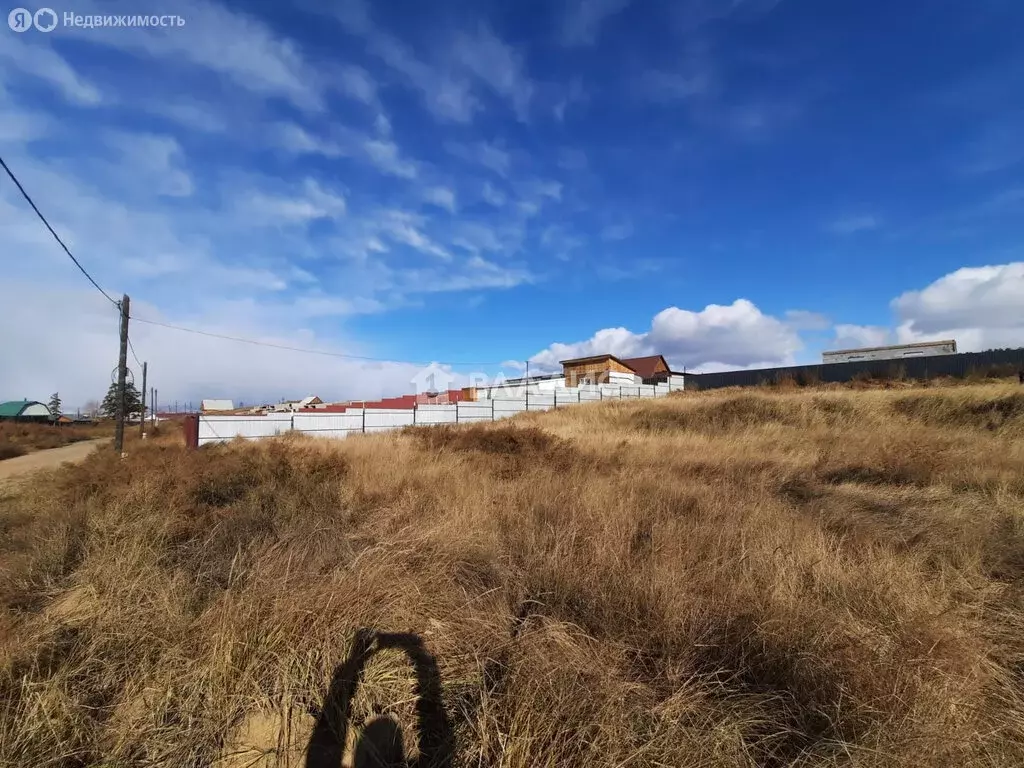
[822, 339, 957, 364]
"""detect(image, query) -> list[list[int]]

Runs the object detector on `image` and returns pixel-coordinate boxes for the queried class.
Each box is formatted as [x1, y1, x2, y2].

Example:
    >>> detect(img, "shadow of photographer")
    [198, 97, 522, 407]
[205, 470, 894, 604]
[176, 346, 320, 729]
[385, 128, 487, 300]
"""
[305, 629, 454, 768]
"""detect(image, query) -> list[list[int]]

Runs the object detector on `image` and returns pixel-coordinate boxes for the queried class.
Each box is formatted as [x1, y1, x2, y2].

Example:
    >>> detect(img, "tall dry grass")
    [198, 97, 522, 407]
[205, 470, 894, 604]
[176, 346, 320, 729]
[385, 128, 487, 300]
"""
[0, 422, 111, 460]
[2, 383, 1024, 767]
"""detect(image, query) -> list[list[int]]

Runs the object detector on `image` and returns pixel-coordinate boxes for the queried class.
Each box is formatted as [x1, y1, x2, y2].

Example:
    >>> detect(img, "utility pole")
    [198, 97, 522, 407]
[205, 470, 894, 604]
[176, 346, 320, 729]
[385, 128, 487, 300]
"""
[114, 294, 130, 454]
[139, 362, 147, 439]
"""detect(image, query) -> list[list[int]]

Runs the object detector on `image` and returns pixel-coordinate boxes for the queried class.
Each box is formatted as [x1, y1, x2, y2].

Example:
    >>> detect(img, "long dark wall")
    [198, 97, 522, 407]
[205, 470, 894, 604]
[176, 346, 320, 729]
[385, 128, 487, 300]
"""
[689, 348, 1024, 391]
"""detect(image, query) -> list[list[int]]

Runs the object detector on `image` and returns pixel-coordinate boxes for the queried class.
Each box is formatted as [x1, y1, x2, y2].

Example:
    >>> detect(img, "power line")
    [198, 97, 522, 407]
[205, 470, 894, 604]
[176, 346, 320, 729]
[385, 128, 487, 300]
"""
[129, 315, 511, 368]
[0, 154, 119, 307]
[127, 335, 142, 369]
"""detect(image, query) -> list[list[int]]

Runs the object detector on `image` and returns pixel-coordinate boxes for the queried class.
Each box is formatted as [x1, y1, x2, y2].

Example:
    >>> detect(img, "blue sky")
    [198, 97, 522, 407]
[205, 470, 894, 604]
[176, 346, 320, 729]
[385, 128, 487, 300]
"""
[1, 0, 1022, 407]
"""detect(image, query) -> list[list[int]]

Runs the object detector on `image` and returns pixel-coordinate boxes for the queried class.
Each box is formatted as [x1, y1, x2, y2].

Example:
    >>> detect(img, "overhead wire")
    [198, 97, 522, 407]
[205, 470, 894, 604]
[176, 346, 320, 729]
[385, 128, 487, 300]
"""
[128, 315, 515, 369]
[0, 154, 119, 307]
[0, 154, 522, 372]
[127, 335, 143, 369]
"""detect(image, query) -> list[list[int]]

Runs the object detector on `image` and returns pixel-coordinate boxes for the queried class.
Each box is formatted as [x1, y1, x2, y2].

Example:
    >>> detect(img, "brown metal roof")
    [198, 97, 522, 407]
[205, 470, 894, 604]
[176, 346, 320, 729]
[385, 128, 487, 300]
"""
[558, 353, 634, 369]
[621, 355, 669, 379]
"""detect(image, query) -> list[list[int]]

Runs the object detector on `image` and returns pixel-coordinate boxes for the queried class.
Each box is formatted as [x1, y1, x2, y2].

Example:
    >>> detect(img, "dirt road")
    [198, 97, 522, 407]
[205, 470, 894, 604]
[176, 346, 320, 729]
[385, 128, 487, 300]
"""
[0, 439, 108, 483]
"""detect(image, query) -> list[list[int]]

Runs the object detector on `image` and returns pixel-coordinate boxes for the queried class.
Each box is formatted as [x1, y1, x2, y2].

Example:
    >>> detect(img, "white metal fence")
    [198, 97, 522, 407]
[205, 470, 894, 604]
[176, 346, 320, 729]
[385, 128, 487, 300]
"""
[197, 377, 685, 446]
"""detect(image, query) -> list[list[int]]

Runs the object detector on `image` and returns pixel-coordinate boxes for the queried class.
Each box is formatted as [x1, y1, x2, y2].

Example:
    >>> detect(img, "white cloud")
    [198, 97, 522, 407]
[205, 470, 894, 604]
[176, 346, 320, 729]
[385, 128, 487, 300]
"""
[146, 100, 227, 133]
[446, 140, 511, 177]
[530, 299, 803, 372]
[333, 2, 533, 123]
[275, 122, 346, 157]
[451, 23, 533, 121]
[424, 186, 457, 212]
[827, 214, 879, 235]
[557, 147, 589, 171]
[481, 181, 507, 207]
[274, 123, 419, 178]
[831, 324, 891, 349]
[561, 0, 631, 46]
[600, 222, 633, 241]
[0, 35, 103, 105]
[453, 222, 504, 254]
[104, 132, 193, 197]
[540, 225, 583, 260]
[242, 179, 347, 223]
[61, 0, 323, 111]
[337, 64, 378, 105]
[380, 210, 451, 260]
[0, 282, 433, 409]
[957, 114, 1024, 175]
[784, 310, 831, 331]
[641, 69, 712, 102]
[892, 262, 1024, 350]
[331, 1, 479, 122]
[0, 106, 51, 144]
[362, 139, 418, 178]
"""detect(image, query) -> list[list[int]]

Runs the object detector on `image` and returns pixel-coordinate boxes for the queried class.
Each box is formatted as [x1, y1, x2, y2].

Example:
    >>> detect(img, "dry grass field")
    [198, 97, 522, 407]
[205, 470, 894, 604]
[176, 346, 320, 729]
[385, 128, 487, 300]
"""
[2, 382, 1024, 767]
[0, 422, 112, 461]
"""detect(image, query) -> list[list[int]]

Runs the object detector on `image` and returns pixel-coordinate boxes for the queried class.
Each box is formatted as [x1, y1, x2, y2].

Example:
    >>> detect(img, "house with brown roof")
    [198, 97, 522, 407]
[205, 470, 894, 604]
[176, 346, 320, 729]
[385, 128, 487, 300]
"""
[559, 353, 678, 386]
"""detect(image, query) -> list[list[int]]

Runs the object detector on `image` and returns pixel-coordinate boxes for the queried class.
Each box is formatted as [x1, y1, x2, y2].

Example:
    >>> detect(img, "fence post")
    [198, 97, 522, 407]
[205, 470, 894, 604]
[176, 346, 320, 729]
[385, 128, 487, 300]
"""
[456, 403, 460, 424]
[491, 398, 495, 422]
[413, 405, 417, 426]
[362, 407, 366, 434]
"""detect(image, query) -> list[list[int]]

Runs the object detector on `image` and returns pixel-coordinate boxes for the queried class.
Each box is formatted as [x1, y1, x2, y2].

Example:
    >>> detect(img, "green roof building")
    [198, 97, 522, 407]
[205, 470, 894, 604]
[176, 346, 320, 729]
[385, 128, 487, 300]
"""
[0, 400, 53, 422]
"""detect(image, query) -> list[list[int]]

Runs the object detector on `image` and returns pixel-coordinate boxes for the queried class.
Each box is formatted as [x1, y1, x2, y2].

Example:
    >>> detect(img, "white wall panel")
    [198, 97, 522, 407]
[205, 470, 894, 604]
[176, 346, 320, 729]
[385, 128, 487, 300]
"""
[414, 405, 458, 425]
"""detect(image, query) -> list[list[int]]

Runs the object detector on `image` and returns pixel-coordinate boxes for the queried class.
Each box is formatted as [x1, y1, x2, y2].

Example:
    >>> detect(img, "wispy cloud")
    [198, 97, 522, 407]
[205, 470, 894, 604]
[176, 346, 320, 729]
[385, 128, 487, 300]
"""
[274, 123, 419, 179]
[827, 214, 880, 235]
[424, 186, 457, 212]
[241, 179, 348, 223]
[381, 210, 452, 260]
[481, 181, 507, 207]
[145, 100, 227, 133]
[785, 310, 831, 331]
[446, 140, 511, 177]
[64, 0, 324, 111]
[363, 139, 419, 178]
[557, 148, 589, 171]
[957, 113, 1024, 175]
[561, 0, 631, 47]
[330, 1, 532, 123]
[641, 69, 712, 102]
[0, 35, 103, 105]
[103, 132, 193, 197]
[451, 23, 534, 121]
[541, 225, 584, 260]
[832, 324, 891, 349]
[600, 221, 633, 241]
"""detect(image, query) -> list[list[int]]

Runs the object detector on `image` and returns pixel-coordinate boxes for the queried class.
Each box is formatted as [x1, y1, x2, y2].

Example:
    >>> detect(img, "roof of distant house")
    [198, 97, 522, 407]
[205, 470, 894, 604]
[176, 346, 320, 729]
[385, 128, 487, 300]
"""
[621, 355, 670, 379]
[558, 354, 632, 368]
[0, 400, 50, 418]
[200, 399, 235, 411]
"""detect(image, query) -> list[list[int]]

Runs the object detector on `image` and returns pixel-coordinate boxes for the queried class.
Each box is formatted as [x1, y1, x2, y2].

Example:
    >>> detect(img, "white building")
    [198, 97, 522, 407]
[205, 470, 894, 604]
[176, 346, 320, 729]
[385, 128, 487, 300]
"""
[200, 399, 235, 412]
[822, 339, 957, 364]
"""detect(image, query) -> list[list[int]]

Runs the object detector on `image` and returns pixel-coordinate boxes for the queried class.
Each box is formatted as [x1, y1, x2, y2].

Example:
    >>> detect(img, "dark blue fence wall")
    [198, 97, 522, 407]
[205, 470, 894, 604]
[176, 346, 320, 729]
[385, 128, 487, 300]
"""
[689, 348, 1024, 391]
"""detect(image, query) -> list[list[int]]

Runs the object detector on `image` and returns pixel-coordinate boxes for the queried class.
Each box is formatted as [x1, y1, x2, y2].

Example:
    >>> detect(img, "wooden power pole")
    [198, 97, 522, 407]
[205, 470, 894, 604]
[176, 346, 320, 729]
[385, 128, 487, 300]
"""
[114, 294, 130, 454]
[139, 361, 148, 439]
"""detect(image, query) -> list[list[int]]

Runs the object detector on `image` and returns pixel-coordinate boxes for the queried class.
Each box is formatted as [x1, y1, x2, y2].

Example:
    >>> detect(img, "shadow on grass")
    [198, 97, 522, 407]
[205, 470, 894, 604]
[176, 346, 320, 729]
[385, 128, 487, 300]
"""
[305, 629, 454, 768]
